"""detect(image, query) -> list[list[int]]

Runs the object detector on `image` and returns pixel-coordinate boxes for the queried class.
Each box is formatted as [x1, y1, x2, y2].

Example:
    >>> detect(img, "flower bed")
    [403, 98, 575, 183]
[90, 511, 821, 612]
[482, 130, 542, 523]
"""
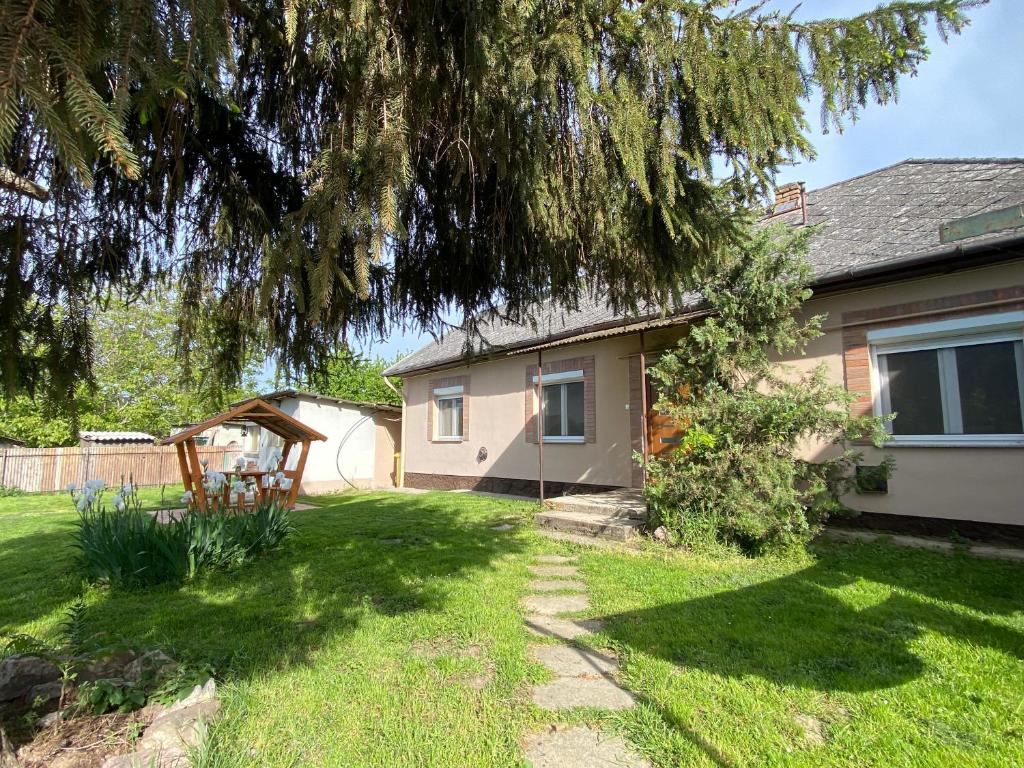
[69, 480, 294, 589]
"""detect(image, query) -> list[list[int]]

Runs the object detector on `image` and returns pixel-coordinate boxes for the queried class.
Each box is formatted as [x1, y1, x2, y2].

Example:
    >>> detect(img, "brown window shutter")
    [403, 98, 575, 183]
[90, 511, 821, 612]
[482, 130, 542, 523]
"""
[425, 378, 433, 442]
[524, 365, 537, 443]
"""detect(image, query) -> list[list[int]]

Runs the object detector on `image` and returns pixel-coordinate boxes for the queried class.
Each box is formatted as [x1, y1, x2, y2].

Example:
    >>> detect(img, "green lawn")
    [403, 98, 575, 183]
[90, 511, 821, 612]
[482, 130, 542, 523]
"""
[1, 490, 1022, 767]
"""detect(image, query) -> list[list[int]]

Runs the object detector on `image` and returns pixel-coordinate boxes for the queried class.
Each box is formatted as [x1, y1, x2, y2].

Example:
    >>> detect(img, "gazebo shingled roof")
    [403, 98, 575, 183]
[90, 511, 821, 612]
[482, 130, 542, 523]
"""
[162, 398, 327, 510]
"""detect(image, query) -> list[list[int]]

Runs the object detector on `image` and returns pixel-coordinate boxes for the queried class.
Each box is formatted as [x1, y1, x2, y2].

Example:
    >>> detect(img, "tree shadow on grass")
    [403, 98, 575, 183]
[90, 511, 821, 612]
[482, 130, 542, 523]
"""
[600, 551, 1024, 767]
[603, 558, 1024, 696]
[70, 492, 533, 680]
[0, 523, 84, 634]
[813, 538, 1024, 616]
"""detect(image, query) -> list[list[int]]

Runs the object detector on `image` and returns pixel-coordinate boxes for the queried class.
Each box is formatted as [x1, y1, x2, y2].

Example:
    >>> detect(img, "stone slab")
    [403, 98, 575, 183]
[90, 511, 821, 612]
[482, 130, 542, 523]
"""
[528, 565, 579, 577]
[538, 529, 644, 550]
[521, 594, 589, 616]
[534, 555, 578, 564]
[545, 488, 648, 519]
[529, 579, 587, 593]
[532, 677, 635, 710]
[531, 645, 618, 677]
[523, 727, 651, 768]
[524, 616, 604, 641]
[535, 511, 645, 540]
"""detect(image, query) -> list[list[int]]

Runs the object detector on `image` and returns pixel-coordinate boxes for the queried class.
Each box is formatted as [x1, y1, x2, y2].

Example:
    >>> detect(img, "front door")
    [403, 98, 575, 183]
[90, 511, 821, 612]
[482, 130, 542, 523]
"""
[645, 371, 685, 457]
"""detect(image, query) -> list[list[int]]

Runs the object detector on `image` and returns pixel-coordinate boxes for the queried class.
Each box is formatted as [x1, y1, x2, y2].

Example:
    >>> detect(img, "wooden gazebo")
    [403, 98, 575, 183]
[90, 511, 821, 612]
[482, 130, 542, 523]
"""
[162, 398, 327, 510]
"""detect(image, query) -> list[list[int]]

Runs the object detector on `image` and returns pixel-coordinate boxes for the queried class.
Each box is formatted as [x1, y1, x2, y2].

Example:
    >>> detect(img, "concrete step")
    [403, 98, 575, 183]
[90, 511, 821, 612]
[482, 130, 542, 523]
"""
[543, 489, 648, 521]
[534, 509, 645, 541]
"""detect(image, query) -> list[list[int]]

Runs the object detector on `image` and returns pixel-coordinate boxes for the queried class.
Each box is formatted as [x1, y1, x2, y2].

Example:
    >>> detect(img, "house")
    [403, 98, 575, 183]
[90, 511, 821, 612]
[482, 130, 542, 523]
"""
[384, 158, 1024, 538]
[78, 431, 156, 447]
[233, 390, 402, 493]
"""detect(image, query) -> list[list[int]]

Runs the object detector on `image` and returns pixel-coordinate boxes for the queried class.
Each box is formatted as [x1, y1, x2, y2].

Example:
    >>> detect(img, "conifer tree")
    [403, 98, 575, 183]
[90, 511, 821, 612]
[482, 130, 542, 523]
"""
[0, 0, 981, 395]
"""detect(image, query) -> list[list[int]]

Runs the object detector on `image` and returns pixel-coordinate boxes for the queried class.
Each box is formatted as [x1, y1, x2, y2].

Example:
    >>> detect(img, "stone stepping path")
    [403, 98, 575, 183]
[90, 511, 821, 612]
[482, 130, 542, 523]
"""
[532, 677, 636, 710]
[531, 644, 618, 676]
[524, 615, 604, 641]
[520, 553, 650, 767]
[529, 579, 587, 593]
[524, 726, 651, 768]
[521, 594, 590, 615]
[535, 554, 576, 563]
[528, 565, 579, 577]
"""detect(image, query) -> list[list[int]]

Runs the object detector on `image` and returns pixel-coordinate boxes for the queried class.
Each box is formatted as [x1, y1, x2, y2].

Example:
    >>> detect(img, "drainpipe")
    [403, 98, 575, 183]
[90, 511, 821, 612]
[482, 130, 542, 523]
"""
[537, 350, 544, 504]
[383, 376, 406, 488]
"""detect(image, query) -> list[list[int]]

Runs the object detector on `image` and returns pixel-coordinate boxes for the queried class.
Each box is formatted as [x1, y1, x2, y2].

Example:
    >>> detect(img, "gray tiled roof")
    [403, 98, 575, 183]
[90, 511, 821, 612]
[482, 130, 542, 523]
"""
[385, 158, 1024, 376]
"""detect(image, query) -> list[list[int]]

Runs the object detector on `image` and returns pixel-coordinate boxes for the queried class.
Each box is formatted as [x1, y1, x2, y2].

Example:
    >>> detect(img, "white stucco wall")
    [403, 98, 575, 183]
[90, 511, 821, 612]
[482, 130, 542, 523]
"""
[257, 396, 395, 492]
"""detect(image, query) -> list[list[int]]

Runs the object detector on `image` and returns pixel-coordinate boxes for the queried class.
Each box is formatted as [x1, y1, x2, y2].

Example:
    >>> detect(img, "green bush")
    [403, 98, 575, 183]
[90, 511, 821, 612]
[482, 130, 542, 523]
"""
[643, 224, 892, 555]
[72, 483, 294, 589]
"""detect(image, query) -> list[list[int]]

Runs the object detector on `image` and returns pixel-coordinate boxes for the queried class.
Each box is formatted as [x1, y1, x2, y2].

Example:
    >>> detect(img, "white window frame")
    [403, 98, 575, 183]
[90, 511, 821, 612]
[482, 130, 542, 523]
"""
[433, 385, 464, 441]
[868, 311, 1024, 447]
[533, 370, 585, 443]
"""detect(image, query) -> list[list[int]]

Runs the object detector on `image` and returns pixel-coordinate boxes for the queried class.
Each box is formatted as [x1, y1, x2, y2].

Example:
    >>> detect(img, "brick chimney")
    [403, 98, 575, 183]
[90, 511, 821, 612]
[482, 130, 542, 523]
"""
[766, 181, 807, 224]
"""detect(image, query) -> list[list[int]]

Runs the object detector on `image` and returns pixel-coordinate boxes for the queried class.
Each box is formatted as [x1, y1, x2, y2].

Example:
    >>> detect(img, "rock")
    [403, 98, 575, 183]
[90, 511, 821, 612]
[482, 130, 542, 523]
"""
[169, 679, 216, 711]
[125, 651, 176, 683]
[36, 710, 63, 729]
[652, 525, 669, 541]
[102, 745, 185, 768]
[0, 654, 61, 702]
[102, 680, 219, 768]
[78, 651, 138, 683]
[144, 701, 219, 750]
[1, 725, 18, 768]
[27, 680, 64, 705]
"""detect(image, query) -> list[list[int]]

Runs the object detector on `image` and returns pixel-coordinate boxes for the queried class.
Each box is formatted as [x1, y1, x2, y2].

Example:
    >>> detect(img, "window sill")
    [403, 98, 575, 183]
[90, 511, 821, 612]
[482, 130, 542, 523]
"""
[883, 437, 1024, 448]
[433, 437, 464, 443]
[542, 436, 585, 444]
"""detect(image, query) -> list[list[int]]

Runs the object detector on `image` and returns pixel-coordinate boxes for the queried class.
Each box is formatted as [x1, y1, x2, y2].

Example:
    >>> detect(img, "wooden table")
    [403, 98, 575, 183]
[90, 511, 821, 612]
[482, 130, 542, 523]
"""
[234, 469, 270, 502]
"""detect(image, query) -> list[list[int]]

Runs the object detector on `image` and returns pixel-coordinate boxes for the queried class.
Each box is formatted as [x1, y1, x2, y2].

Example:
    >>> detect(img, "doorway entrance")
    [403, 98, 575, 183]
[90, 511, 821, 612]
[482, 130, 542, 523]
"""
[645, 368, 685, 458]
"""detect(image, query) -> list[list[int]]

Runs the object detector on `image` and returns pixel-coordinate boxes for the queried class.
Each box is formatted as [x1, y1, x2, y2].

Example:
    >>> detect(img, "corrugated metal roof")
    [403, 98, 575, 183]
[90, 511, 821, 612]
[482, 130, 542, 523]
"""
[79, 431, 156, 444]
[384, 158, 1024, 377]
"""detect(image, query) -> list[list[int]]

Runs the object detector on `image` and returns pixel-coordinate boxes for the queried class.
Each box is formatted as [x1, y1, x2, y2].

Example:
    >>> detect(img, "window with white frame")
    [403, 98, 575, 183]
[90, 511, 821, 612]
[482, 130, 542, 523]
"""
[870, 312, 1024, 443]
[434, 385, 464, 440]
[534, 370, 585, 442]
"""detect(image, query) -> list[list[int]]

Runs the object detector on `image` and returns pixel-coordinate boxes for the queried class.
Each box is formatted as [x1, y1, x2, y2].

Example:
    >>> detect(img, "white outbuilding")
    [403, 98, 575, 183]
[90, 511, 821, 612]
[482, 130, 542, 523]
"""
[238, 390, 402, 493]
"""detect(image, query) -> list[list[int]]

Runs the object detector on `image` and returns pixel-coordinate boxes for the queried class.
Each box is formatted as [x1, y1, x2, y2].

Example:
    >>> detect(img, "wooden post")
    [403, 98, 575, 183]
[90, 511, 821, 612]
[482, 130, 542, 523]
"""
[639, 331, 649, 480]
[286, 440, 310, 508]
[185, 438, 208, 510]
[537, 350, 544, 505]
[281, 440, 296, 471]
[175, 443, 192, 495]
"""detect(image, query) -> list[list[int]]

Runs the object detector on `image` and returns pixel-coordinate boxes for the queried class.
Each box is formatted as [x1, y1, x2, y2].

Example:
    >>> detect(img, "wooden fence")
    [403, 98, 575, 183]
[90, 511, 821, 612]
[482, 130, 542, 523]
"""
[0, 445, 244, 493]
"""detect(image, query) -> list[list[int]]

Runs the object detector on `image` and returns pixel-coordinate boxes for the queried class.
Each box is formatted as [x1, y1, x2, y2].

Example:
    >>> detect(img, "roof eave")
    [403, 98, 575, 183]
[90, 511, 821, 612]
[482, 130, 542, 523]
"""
[810, 231, 1024, 295]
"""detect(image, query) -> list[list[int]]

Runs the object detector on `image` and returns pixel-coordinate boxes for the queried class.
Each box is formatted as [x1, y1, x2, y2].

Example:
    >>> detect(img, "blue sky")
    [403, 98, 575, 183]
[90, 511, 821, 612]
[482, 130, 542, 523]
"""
[353, 0, 1023, 364]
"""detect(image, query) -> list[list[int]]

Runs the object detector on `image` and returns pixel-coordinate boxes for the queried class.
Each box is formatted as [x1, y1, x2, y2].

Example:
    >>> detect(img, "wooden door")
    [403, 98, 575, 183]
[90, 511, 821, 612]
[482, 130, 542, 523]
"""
[646, 372, 686, 457]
